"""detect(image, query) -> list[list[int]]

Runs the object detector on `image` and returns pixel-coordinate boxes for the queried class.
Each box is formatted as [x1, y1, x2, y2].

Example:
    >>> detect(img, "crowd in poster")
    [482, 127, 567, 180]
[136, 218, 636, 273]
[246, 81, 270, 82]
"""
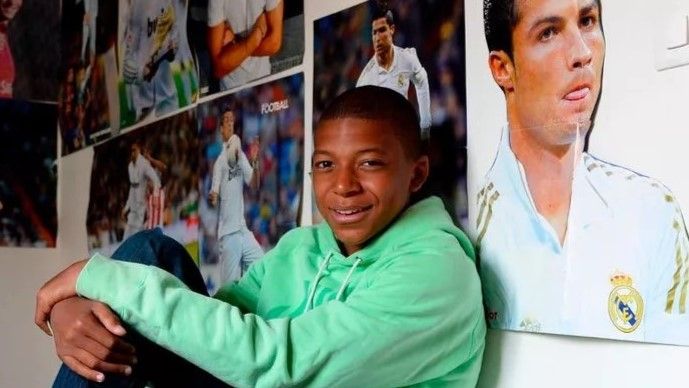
[467, 0, 689, 345]
[0, 100, 58, 247]
[197, 73, 304, 293]
[313, 0, 468, 226]
[87, 109, 200, 258]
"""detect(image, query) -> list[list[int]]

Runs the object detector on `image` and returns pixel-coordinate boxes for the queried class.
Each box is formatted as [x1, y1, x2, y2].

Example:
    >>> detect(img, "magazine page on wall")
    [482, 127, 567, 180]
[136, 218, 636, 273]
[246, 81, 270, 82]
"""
[0, 0, 60, 102]
[189, 0, 305, 97]
[86, 108, 200, 260]
[116, 0, 199, 129]
[197, 73, 304, 294]
[0, 100, 58, 248]
[466, 0, 689, 345]
[312, 0, 469, 228]
[59, 0, 119, 155]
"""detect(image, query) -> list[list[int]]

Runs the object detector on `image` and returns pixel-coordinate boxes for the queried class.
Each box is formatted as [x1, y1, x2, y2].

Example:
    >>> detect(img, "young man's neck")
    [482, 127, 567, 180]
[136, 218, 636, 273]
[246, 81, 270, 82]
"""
[508, 123, 586, 245]
[376, 47, 394, 71]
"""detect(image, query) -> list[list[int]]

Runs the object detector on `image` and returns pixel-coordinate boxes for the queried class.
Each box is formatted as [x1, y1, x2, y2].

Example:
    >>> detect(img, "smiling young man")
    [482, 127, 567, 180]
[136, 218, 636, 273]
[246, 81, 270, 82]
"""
[356, 4, 431, 136]
[37, 86, 485, 387]
[476, 0, 689, 344]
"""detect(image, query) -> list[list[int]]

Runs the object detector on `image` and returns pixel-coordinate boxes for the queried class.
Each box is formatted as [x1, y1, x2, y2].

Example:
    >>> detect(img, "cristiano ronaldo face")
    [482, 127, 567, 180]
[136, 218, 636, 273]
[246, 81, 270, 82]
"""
[220, 111, 235, 142]
[312, 118, 428, 256]
[372, 18, 395, 60]
[490, 0, 605, 147]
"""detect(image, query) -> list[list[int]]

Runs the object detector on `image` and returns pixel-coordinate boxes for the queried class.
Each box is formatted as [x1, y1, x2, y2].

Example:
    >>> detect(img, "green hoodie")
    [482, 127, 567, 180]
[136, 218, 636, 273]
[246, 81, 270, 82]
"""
[77, 196, 486, 387]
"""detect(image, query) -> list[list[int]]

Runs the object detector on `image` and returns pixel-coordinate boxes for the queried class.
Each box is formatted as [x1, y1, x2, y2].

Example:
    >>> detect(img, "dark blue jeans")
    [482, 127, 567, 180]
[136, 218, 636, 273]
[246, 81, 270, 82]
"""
[52, 229, 229, 388]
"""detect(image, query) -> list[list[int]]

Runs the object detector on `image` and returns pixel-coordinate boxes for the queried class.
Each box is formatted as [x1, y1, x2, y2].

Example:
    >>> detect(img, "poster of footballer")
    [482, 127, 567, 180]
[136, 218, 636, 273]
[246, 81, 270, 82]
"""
[116, 0, 199, 129]
[0, 100, 57, 248]
[59, 0, 120, 155]
[465, 0, 689, 345]
[86, 109, 200, 259]
[0, 0, 60, 102]
[188, 0, 305, 96]
[313, 0, 468, 226]
[197, 73, 304, 293]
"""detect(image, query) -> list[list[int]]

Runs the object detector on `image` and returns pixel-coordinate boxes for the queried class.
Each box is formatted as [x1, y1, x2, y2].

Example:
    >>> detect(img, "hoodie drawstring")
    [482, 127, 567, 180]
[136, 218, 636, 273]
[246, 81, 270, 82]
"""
[306, 252, 333, 311]
[306, 253, 363, 311]
[336, 258, 362, 301]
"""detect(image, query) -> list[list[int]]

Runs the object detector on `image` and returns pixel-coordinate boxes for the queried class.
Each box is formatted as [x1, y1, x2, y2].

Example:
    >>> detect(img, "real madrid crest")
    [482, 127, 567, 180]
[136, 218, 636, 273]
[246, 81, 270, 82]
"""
[608, 273, 644, 333]
[397, 74, 405, 87]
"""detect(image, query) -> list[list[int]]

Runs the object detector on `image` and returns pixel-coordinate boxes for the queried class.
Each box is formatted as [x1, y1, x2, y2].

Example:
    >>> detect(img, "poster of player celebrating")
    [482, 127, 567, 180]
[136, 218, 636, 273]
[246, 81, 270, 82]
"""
[197, 73, 304, 293]
[59, 0, 119, 155]
[313, 0, 468, 226]
[117, 0, 198, 128]
[86, 109, 200, 258]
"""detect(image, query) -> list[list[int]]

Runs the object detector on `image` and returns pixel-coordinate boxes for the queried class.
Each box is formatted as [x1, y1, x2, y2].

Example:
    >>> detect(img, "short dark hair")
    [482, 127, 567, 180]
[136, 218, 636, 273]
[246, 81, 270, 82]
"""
[483, 0, 602, 58]
[317, 86, 424, 159]
[371, 2, 395, 26]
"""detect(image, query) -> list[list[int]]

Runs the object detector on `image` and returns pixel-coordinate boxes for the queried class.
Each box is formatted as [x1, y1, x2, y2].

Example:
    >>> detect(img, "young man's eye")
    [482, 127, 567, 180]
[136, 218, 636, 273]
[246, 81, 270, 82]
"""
[539, 27, 557, 42]
[580, 15, 597, 29]
[360, 159, 385, 169]
[313, 160, 333, 170]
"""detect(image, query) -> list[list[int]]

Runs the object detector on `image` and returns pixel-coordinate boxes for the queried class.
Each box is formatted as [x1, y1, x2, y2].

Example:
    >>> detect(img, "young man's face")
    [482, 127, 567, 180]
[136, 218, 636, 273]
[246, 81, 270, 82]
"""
[312, 118, 428, 256]
[503, 0, 604, 146]
[220, 111, 235, 142]
[372, 18, 394, 58]
[0, 0, 22, 22]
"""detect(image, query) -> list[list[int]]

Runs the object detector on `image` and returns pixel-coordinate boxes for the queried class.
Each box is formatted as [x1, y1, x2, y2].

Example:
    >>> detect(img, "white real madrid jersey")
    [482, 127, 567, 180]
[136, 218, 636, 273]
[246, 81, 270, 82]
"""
[210, 141, 254, 238]
[207, 0, 280, 90]
[473, 126, 689, 345]
[356, 45, 431, 129]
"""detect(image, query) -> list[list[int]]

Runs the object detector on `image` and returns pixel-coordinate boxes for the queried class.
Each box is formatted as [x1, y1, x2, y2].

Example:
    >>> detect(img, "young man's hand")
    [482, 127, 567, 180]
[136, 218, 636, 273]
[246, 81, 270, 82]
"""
[35, 259, 89, 335]
[50, 297, 137, 383]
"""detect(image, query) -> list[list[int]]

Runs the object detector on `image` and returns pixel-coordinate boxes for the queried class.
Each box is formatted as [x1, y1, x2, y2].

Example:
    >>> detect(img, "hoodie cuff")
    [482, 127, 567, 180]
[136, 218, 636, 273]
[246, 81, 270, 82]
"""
[76, 253, 151, 304]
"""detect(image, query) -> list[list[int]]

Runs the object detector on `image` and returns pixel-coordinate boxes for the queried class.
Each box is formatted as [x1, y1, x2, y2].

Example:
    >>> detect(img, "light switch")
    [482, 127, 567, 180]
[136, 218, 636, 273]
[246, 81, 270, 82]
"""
[655, 10, 689, 71]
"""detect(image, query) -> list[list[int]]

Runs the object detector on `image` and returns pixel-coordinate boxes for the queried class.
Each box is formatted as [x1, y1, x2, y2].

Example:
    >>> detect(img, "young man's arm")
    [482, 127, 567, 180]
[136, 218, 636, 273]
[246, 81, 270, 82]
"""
[251, 0, 284, 56]
[409, 49, 432, 130]
[58, 236, 484, 386]
[208, 151, 224, 206]
[207, 0, 267, 79]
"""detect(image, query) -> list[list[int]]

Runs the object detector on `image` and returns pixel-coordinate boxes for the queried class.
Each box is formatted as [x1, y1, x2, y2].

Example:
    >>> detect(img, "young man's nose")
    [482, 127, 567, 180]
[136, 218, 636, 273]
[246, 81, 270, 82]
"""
[333, 167, 362, 196]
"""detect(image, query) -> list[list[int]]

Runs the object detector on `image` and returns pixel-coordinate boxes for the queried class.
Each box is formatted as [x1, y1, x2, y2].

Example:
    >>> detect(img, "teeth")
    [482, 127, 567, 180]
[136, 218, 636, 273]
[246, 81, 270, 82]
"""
[336, 208, 361, 215]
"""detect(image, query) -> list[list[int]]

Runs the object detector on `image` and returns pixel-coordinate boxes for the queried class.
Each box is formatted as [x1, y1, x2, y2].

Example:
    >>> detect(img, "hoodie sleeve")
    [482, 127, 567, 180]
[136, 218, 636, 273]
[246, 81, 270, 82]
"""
[76, 236, 485, 387]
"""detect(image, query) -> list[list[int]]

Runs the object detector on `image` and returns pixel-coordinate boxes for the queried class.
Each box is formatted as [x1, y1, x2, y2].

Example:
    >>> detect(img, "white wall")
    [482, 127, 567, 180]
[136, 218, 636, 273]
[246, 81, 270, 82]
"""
[2, 0, 687, 386]
[466, 0, 689, 386]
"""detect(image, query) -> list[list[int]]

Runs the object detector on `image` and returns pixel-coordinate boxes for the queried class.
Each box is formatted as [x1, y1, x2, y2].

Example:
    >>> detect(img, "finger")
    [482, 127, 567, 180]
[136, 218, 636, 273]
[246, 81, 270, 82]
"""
[34, 291, 52, 336]
[61, 355, 106, 383]
[74, 324, 137, 364]
[73, 348, 134, 376]
[79, 311, 136, 356]
[91, 303, 126, 336]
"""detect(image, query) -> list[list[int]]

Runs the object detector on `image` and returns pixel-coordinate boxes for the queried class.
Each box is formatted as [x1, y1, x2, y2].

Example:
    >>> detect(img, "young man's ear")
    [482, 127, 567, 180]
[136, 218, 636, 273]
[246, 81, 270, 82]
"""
[488, 50, 515, 92]
[409, 155, 430, 193]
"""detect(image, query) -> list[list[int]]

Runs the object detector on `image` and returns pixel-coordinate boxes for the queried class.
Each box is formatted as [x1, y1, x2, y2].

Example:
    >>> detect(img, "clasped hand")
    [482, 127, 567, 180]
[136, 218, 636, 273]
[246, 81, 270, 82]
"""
[35, 260, 137, 382]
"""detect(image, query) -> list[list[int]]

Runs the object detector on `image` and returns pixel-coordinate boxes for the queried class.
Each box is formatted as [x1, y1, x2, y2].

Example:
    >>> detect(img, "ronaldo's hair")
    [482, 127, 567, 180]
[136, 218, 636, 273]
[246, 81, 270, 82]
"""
[371, 2, 395, 27]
